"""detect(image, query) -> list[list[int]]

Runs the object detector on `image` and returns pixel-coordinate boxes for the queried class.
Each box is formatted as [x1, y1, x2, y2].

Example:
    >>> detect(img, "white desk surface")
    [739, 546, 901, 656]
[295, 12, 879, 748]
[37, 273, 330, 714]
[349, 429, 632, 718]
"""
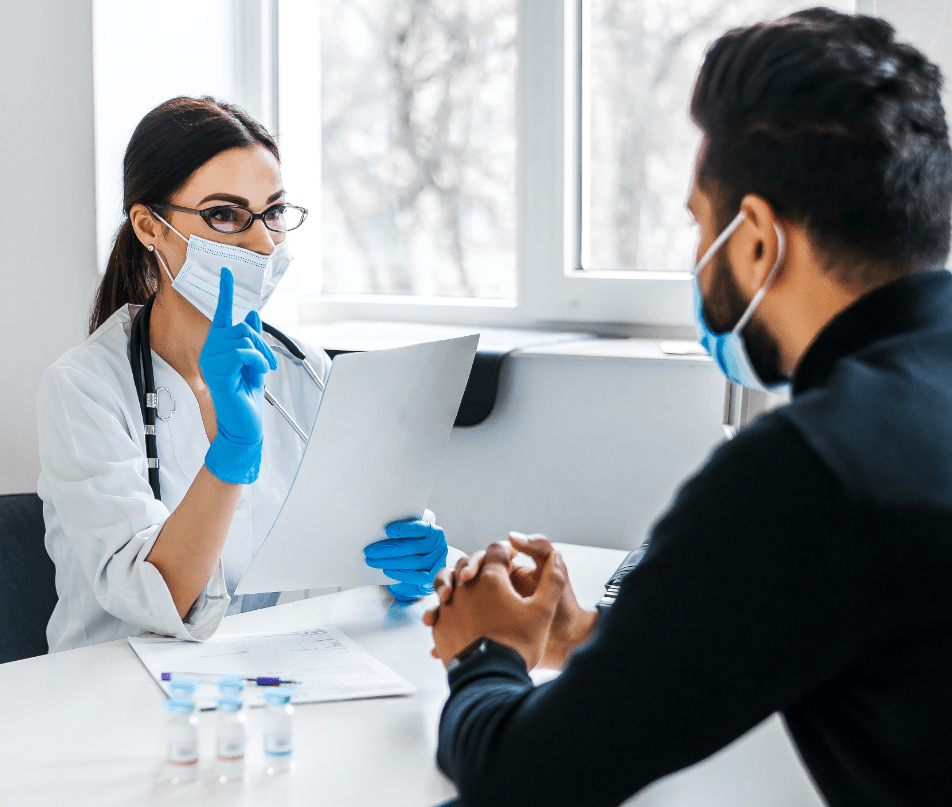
[0, 544, 627, 807]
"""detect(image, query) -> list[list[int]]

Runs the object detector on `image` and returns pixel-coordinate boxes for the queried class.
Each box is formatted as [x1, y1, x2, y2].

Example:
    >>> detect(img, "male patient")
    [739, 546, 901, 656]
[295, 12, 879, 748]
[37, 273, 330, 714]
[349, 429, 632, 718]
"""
[424, 9, 952, 807]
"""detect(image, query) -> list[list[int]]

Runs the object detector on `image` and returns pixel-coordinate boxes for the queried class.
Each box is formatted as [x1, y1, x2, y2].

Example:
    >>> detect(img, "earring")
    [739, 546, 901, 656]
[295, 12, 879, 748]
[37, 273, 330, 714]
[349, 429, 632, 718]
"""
[147, 245, 155, 252]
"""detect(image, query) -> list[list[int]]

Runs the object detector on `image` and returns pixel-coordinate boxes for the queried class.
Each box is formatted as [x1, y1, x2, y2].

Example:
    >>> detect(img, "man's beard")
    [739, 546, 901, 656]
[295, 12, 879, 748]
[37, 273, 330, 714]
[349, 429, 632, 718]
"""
[703, 250, 786, 386]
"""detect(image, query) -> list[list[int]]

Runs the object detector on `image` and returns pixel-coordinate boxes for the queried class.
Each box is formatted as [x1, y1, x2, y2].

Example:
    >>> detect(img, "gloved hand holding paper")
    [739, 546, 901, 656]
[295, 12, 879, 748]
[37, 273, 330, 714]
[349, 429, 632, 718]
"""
[365, 513, 449, 601]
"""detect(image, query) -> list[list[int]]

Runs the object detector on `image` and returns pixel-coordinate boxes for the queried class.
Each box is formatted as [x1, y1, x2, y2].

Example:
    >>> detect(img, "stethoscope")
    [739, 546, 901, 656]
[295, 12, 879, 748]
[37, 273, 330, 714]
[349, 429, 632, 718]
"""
[130, 294, 321, 500]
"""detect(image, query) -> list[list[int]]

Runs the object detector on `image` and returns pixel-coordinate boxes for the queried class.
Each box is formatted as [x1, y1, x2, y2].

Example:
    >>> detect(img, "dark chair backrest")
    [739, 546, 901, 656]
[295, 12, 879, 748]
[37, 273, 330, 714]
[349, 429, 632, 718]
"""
[0, 493, 57, 663]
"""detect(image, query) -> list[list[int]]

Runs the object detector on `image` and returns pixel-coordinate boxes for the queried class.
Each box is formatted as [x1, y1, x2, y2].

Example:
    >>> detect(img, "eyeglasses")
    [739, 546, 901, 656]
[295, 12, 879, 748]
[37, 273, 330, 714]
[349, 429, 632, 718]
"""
[149, 202, 308, 234]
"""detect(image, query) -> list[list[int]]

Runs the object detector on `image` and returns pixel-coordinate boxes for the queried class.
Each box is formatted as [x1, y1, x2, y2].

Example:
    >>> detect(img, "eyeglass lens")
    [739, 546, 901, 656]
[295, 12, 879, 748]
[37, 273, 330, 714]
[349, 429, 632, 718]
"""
[205, 205, 305, 233]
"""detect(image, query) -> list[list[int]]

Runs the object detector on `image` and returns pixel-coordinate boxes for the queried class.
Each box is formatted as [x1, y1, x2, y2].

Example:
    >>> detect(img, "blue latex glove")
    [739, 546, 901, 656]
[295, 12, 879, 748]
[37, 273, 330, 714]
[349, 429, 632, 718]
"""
[200, 268, 278, 484]
[364, 518, 448, 601]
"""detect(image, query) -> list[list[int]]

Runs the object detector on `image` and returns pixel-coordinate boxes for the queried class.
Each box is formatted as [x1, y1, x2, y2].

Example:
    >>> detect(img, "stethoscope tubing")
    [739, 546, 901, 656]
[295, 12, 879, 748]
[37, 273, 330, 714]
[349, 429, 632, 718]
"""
[263, 388, 308, 442]
[130, 295, 312, 501]
[130, 296, 162, 500]
[261, 322, 325, 390]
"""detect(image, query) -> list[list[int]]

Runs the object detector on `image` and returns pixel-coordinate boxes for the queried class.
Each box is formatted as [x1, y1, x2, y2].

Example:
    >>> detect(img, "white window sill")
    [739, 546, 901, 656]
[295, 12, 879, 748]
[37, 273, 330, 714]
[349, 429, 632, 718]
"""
[289, 319, 711, 365]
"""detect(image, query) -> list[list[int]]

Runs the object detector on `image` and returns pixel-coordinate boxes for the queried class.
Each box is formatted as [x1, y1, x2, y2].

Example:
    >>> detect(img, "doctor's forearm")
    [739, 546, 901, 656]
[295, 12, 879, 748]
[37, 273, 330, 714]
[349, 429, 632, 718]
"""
[145, 466, 242, 620]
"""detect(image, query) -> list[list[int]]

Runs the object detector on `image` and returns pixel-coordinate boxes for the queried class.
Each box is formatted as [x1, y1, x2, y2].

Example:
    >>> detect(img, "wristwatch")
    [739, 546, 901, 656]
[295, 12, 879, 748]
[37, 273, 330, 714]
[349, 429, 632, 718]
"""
[446, 637, 490, 672]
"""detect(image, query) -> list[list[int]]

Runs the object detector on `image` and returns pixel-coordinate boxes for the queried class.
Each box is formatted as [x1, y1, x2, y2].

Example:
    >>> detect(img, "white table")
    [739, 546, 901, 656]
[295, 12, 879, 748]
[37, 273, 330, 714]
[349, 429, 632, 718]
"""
[0, 545, 621, 806]
[0, 544, 823, 807]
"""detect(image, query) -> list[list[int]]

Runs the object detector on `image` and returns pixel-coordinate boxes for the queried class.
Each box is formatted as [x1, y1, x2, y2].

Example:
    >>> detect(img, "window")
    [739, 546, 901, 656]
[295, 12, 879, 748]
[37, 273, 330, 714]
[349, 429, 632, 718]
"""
[96, 2, 857, 329]
[581, 0, 854, 274]
[318, 0, 518, 300]
[282, 0, 857, 329]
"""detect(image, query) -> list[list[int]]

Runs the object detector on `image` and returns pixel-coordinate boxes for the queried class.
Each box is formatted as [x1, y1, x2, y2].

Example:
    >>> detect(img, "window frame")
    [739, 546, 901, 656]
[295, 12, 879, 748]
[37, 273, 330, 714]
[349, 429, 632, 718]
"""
[520, 0, 693, 326]
[236, 0, 279, 136]
[282, 0, 697, 330]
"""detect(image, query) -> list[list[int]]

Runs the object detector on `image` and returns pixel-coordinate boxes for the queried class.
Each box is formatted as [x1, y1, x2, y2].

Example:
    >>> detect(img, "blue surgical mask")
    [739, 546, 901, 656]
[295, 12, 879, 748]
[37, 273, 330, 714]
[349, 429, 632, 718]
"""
[692, 211, 789, 393]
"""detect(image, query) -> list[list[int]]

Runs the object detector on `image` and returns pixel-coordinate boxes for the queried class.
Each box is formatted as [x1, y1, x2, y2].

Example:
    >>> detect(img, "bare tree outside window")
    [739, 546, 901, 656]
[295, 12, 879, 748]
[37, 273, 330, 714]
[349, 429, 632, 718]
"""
[583, 0, 854, 272]
[319, 1, 854, 300]
[321, 0, 518, 299]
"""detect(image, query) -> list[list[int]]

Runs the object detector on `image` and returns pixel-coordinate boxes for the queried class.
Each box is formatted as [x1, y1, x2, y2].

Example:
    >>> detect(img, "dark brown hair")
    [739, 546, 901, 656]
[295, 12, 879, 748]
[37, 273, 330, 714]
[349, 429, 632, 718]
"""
[691, 8, 951, 286]
[89, 96, 279, 334]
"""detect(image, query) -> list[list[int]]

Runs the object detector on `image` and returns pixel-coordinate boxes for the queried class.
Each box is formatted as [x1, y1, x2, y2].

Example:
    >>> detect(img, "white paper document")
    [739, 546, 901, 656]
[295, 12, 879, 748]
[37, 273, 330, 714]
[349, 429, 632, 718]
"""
[236, 334, 478, 594]
[128, 627, 415, 710]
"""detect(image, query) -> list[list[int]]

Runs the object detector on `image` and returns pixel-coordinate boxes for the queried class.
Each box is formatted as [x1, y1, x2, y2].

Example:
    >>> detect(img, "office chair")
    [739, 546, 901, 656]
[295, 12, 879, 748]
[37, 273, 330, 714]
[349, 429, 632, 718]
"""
[0, 493, 57, 663]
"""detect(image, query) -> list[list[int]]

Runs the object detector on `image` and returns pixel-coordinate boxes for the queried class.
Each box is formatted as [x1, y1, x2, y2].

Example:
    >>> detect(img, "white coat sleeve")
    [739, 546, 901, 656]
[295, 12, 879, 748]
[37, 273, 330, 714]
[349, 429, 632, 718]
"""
[37, 362, 229, 640]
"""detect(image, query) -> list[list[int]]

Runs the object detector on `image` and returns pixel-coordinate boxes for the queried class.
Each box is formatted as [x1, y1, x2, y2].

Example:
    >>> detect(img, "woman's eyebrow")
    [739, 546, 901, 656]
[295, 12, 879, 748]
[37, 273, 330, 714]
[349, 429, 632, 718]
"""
[197, 189, 286, 206]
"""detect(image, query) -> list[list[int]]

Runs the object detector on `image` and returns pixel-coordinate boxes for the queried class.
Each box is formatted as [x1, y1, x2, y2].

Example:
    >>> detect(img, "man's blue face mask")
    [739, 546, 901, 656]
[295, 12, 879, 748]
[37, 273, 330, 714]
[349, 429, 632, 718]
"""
[692, 210, 790, 393]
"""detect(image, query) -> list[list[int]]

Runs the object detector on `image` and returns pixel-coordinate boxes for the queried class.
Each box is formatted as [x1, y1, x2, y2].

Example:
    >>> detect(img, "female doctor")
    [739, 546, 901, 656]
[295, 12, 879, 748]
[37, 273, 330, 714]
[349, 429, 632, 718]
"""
[37, 96, 447, 653]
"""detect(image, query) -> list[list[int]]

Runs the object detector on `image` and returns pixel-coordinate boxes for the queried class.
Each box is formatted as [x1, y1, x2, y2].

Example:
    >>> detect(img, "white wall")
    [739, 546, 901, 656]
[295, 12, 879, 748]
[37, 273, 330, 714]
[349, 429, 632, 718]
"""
[0, 1, 98, 495]
[93, 0, 244, 273]
[428, 345, 726, 553]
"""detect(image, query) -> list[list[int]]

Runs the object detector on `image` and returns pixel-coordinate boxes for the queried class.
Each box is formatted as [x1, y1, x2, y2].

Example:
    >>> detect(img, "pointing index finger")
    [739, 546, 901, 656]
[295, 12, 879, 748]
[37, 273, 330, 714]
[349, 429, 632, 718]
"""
[212, 267, 234, 328]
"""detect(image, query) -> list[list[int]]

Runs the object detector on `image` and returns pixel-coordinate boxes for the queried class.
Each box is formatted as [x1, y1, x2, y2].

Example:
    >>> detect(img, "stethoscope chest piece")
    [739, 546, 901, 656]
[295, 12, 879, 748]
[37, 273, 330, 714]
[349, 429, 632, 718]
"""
[154, 387, 175, 421]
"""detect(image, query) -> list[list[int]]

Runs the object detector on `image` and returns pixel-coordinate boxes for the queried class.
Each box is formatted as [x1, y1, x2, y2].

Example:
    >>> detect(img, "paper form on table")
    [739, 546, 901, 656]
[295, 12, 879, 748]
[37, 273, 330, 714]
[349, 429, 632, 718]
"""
[128, 626, 415, 709]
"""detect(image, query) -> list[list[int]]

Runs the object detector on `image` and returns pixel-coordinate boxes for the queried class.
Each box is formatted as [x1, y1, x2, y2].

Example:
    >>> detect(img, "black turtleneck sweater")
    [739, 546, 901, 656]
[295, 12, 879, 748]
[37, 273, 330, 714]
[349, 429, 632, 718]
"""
[437, 270, 952, 807]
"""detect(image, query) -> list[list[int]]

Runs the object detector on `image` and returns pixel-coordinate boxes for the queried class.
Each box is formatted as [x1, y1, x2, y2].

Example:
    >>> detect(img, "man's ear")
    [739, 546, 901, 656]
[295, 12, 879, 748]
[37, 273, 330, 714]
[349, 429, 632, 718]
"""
[129, 203, 160, 249]
[734, 194, 784, 292]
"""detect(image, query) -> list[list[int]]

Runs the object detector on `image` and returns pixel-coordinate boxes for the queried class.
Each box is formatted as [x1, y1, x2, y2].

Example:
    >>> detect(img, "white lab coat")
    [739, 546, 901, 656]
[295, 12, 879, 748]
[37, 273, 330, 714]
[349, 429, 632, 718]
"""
[37, 304, 332, 653]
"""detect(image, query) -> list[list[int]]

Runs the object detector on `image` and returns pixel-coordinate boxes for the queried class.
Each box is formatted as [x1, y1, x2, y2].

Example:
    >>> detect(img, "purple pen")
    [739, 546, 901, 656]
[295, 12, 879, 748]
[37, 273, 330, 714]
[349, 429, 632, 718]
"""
[161, 672, 299, 686]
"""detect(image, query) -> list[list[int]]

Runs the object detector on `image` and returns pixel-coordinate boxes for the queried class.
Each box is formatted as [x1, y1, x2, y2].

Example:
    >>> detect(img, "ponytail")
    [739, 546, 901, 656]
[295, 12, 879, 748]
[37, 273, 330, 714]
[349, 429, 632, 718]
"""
[87, 95, 280, 335]
[89, 218, 157, 334]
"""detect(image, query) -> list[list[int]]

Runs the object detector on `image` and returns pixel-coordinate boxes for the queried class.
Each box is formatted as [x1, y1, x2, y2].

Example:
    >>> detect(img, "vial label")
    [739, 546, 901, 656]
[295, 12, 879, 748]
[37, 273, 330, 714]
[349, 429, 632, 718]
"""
[217, 737, 246, 762]
[264, 732, 292, 757]
[167, 741, 198, 767]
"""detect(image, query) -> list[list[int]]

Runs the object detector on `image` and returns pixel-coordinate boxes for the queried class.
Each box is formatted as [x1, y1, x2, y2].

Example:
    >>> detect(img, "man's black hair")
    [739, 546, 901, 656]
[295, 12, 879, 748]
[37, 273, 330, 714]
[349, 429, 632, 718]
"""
[691, 8, 952, 286]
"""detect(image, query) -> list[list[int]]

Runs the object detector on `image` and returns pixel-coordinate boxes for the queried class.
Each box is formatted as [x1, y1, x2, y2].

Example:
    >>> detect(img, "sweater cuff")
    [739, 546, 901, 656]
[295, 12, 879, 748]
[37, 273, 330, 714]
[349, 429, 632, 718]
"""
[447, 639, 532, 691]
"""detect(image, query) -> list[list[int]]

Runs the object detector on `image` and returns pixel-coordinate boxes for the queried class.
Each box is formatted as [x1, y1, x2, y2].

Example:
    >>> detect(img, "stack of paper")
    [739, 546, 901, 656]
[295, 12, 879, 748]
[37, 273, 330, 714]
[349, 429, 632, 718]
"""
[236, 334, 478, 594]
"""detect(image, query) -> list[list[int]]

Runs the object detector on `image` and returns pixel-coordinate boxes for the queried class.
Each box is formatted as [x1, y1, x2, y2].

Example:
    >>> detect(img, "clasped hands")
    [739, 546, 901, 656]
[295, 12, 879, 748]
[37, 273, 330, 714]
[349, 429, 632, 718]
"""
[423, 533, 598, 670]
